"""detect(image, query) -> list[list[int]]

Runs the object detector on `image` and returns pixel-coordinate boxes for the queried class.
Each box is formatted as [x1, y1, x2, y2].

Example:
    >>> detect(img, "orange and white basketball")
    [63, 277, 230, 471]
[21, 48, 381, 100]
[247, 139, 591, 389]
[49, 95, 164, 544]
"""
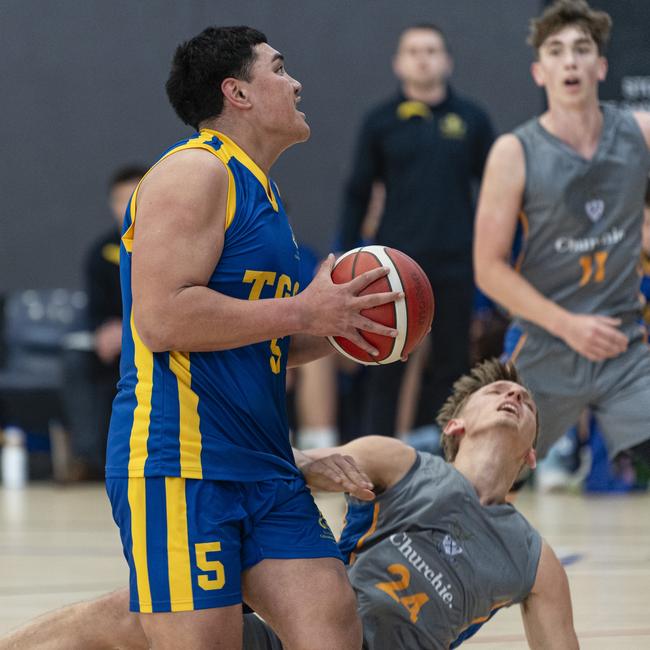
[328, 245, 434, 365]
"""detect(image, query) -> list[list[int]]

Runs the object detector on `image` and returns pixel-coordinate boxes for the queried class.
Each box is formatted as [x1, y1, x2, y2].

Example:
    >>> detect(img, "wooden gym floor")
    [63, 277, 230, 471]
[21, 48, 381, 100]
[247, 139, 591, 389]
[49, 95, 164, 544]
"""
[1, 485, 649, 649]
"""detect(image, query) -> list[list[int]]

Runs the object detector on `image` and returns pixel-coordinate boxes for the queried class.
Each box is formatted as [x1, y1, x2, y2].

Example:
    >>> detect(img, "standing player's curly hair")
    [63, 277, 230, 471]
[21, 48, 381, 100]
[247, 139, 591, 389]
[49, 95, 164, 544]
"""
[166, 26, 267, 130]
[436, 359, 539, 462]
[528, 0, 612, 55]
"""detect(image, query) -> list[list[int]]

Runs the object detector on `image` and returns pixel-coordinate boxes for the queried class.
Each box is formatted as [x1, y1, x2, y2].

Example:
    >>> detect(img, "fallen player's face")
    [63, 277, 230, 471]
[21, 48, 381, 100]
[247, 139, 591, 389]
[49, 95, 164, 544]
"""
[463, 380, 537, 453]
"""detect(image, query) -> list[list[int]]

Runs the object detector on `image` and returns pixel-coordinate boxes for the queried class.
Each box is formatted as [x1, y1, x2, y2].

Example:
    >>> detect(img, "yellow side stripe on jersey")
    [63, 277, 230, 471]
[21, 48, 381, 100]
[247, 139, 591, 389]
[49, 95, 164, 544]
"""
[464, 599, 512, 630]
[128, 477, 152, 612]
[349, 503, 381, 565]
[128, 310, 153, 474]
[165, 477, 194, 611]
[169, 351, 203, 479]
[508, 333, 528, 364]
[514, 211, 530, 273]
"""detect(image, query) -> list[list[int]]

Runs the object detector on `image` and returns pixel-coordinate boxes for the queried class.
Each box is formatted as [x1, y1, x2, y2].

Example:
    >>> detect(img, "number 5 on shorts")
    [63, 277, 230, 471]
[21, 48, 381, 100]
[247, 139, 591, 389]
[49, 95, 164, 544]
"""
[195, 542, 226, 590]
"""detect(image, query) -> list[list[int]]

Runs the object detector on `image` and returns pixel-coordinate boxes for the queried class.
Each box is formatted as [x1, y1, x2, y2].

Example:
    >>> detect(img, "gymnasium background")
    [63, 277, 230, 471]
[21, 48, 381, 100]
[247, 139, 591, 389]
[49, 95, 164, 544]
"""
[2, 0, 542, 292]
[3, 0, 649, 297]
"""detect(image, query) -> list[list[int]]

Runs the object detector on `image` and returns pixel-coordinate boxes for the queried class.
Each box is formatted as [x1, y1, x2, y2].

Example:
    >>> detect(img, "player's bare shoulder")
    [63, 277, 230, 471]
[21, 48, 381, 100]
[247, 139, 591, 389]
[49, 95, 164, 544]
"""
[633, 111, 650, 148]
[137, 147, 230, 229]
[476, 133, 526, 232]
[484, 133, 526, 186]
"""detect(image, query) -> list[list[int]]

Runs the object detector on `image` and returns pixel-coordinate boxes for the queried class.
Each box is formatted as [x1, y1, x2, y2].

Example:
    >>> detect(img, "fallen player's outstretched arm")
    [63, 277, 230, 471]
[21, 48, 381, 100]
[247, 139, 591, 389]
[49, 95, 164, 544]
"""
[299, 436, 417, 493]
[520, 541, 579, 650]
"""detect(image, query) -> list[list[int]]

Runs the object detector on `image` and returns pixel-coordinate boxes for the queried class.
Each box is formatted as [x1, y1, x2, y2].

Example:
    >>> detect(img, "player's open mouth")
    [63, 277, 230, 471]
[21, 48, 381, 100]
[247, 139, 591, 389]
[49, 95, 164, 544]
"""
[498, 402, 519, 417]
[564, 78, 580, 87]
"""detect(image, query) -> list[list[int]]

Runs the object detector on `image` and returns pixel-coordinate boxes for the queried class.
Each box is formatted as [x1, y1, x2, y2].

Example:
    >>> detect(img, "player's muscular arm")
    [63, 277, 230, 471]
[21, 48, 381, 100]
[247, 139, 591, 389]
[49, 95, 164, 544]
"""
[132, 151, 400, 354]
[301, 436, 417, 494]
[520, 542, 579, 649]
[633, 111, 650, 149]
[474, 135, 627, 362]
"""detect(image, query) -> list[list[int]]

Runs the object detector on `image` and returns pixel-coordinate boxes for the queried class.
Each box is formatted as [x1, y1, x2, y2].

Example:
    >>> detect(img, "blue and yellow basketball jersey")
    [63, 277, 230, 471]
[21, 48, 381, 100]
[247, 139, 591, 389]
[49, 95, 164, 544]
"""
[105, 129, 302, 482]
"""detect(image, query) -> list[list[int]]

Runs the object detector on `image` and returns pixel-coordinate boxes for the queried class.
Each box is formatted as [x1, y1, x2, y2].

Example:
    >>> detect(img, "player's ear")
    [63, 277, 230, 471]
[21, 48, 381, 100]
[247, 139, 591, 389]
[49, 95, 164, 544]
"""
[524, 448, 537, 470]
[443, 419, 465, 438]
[221, 78, 251, 110]
[597, 56, 608, 82]
[531, 60, 545, 88]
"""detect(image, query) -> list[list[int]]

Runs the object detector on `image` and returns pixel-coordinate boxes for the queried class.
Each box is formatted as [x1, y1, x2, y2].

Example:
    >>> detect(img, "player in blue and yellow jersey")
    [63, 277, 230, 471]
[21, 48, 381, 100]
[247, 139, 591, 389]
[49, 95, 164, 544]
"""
[103, 26, 402, 650]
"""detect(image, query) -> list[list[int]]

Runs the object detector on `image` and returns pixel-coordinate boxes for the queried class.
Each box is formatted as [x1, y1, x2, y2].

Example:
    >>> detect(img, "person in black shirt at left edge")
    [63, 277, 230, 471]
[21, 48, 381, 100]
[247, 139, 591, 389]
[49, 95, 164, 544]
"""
[63, 165, 146, 480]
[339, 23, 496, 439]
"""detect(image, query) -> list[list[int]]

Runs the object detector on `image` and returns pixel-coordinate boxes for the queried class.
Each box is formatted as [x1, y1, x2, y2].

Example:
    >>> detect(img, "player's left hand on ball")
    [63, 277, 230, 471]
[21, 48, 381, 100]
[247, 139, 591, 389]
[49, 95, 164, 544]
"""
[302, 454, 375, 501]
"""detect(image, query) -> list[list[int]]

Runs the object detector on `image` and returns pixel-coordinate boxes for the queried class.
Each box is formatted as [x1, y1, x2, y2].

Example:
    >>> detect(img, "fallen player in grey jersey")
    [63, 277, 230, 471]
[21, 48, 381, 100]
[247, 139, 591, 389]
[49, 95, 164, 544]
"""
[0, 360, 578, 649]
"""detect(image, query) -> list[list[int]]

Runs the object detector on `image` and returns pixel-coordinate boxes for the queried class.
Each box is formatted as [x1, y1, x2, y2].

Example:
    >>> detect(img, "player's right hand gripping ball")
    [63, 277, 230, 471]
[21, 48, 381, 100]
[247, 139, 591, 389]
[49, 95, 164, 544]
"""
[328, 245, 434, 365]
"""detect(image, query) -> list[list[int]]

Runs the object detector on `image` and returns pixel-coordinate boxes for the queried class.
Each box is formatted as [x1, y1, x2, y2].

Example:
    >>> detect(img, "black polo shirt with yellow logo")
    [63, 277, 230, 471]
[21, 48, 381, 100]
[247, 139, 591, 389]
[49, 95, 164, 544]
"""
[85, 228, 122, 331]
[339, 88, 495, 281]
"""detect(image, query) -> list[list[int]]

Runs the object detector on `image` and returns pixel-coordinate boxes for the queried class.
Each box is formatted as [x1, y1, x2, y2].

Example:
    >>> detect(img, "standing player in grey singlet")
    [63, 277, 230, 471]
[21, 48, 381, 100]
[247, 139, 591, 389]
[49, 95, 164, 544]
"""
[474, 0, 650, 461]
[0, 360, 579, 650]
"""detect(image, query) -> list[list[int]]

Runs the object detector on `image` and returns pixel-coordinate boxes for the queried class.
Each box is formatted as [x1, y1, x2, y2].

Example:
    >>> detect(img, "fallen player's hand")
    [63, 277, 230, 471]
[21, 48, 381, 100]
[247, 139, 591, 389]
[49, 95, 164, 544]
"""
[302, 453, 375, 501]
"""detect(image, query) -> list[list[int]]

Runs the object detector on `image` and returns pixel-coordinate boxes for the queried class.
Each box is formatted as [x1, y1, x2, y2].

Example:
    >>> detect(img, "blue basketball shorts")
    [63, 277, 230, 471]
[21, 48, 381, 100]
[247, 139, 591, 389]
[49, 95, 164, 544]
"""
[106, 475, 341, 613]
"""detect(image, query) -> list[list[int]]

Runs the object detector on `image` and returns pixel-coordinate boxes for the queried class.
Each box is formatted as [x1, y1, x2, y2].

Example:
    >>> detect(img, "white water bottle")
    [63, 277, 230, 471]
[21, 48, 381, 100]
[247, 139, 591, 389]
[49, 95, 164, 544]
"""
[2, 427, 28, 489]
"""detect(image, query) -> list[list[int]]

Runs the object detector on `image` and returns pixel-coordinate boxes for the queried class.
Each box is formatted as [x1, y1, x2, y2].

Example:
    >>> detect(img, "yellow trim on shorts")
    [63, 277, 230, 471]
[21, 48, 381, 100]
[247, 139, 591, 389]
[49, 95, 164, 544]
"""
[128, 310, 153, 474]
[128, 478, 152, 613]
[169, 352, 203, 479]
[165, 477, 194, 611]
[349, 503, 381, 565]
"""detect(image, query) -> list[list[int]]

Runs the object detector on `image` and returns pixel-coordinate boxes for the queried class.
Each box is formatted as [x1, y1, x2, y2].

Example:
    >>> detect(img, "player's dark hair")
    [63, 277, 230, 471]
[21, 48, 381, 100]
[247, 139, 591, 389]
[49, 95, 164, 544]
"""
[400, 23, 450, 53]
[109, 165, 147, 190]
[528, 0, 612, 55]
[436, 358, 539, 462]
[166, 26, 268, 130]
[645, 178, 650, 207]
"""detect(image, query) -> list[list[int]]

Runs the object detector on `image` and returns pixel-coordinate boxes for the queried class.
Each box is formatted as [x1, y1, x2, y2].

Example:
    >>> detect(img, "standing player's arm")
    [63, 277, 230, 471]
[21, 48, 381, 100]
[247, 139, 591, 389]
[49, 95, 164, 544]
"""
[131, 150, 400, 356]
[633, 111, 650, 149]
[474, 135, 628, 362]
[296, 436, 416, 499]
[520, 542, 579, 650]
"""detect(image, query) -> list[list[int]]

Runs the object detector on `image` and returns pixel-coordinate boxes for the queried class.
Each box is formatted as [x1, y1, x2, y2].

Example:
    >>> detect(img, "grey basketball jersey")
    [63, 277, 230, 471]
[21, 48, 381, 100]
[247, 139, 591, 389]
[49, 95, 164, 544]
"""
[340, 453, 542, 650]
[512, 105, 650, 334]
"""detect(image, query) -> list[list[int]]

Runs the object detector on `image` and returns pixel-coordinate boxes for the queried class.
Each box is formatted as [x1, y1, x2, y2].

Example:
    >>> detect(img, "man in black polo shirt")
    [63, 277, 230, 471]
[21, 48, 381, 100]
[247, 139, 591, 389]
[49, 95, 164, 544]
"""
[339, 23, 495, 438]
[62, 165, 146, 479]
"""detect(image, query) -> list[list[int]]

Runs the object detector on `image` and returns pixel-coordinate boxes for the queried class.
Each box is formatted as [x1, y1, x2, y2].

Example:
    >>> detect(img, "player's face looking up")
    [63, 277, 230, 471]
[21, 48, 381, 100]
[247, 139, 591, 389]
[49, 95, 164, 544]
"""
[532, 26, 607, 105]
[458, 381, 538, 456]
[235, 42, 310, 145]
[393, 28, 451, 90]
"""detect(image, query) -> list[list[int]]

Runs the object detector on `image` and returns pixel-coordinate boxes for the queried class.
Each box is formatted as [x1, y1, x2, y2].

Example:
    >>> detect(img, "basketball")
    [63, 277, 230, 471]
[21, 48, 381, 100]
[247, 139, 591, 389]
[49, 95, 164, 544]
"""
[328, 245, 434, 365]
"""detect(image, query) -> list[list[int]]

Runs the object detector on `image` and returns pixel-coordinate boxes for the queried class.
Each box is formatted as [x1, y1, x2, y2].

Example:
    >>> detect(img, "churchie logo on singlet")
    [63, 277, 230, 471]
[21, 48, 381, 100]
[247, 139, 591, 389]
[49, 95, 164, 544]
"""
[554, 226, 625, 253]
[389, 533, 454, 609]
[585, 199, 605, 223]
